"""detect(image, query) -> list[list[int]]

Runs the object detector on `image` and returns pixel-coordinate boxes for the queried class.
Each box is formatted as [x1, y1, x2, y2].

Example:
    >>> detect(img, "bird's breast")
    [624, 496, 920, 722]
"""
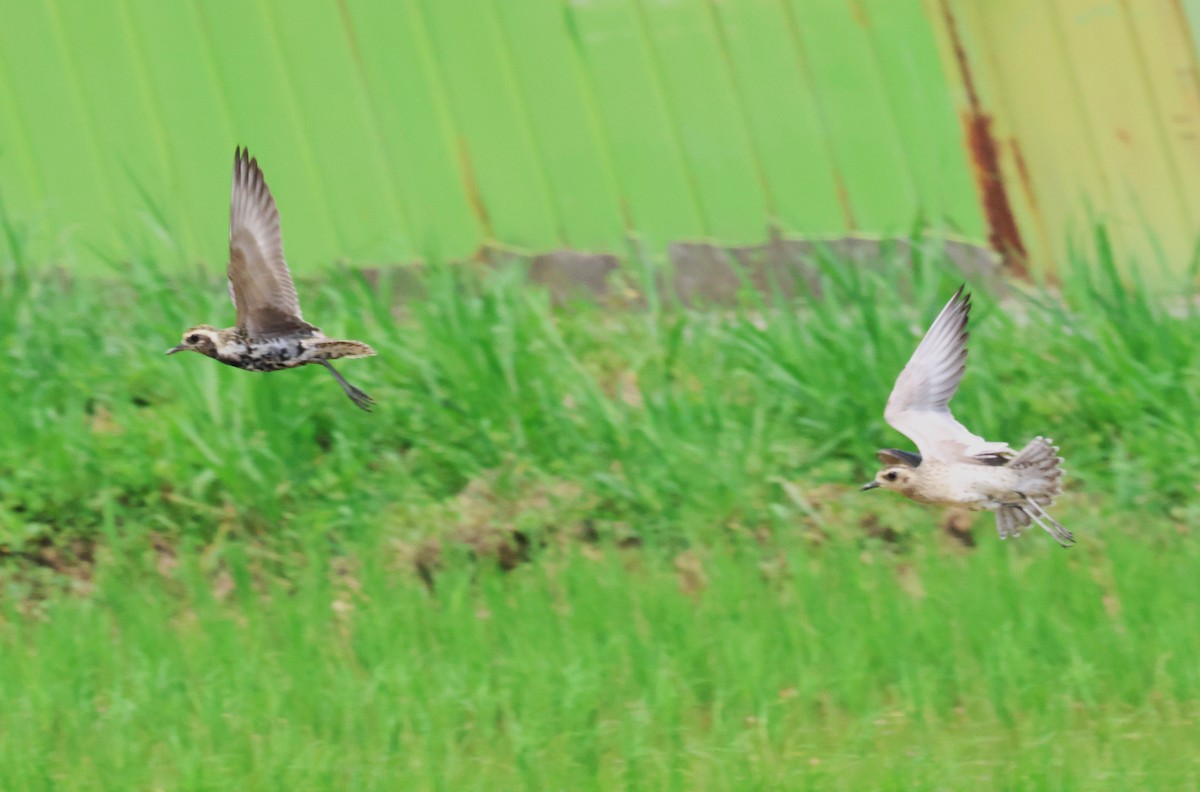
[909, 462, 1020, 508]
[217, 337, 309, 372]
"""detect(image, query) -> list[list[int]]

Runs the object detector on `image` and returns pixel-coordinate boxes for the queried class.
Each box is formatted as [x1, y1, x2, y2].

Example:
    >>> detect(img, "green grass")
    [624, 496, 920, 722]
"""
[4, 524, 1198, 791]
[0, 229, 1199, 788]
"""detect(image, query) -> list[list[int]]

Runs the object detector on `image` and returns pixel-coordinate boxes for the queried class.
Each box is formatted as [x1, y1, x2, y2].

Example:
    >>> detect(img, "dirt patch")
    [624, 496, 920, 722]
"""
[394, 468, 596, 587]
[941, 508, 977, 548]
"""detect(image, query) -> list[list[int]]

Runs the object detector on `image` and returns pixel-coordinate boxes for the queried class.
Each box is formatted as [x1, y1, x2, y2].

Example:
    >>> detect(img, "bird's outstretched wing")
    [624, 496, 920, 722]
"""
[883, 287, 1010, 464]
[877, 448, 922, 468]
[228, 147, 314, 338]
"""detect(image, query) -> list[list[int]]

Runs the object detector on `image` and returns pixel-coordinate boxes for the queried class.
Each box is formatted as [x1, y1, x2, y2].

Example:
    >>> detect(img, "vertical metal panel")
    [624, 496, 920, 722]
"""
[488, 0, 626, 250]
[860, 0, 983, 238]
[52, 0, 189, 253]
[784, 0, 919, 232]
[932, 0, 1089, 273]
[0, 2, 117, 263]
[634, 0, 771, 243]
[264, 2, 414, 261]
[705, 0, 848, 233]
[122, 0, 236, 266]
[415, 0, 562, 250]
[1125, 2, 1200, 228]
[1178, 0, 1200, 71]
[193, 0, 346, 264]
[932, 0, 1200, 278]
[1055, 0, 1192, 260]
[340, 1, 482, 262]
[564, 0, 709, 248]
[0, 46, 42, 214]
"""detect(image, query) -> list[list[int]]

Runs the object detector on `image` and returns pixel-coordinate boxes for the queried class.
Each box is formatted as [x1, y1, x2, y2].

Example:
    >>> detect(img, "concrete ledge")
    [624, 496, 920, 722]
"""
[359, 234, 1003, 306]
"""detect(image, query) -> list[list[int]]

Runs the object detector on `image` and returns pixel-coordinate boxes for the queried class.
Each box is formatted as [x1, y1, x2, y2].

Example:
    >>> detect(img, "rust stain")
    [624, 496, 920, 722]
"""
[1115, 126, 1133, 146]
[831, 166, 857, 229]
[850, 0, 870, 29]
[456, 136, 494, 240]
[617, 195, 634, 231]
[335, 0, 365, 69]
[939, 0, 1029, 278]
[1009, 138, 1040, 215]
[961, 113, 1028, 277]
[778, 0, 857, 230]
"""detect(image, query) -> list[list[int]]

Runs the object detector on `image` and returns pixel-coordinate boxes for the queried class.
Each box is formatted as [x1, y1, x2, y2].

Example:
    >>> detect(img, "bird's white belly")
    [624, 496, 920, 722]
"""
[912, 462, 1019, 509]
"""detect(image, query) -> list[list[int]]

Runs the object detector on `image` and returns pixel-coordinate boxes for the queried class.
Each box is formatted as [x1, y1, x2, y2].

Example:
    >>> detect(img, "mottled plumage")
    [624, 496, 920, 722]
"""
[168, 148, 376, 411]
[862, 287, 1073, 547]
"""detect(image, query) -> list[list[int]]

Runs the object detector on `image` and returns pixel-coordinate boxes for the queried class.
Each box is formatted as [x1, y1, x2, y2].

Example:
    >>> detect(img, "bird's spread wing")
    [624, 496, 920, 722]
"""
[877, 448, 923, 468]
[228, 147, 313, 338]
[883, 287, 1011, 464]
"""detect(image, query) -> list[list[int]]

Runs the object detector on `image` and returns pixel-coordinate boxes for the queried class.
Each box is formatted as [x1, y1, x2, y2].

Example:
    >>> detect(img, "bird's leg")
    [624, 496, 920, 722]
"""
[318, 359, 374, 412]
[1021, 498, 1074, 547]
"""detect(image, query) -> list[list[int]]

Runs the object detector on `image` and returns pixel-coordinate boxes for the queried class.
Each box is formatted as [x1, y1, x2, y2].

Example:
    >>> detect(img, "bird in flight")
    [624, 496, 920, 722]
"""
[167, 147, 376, 411]
[861, 286, 1073, 546]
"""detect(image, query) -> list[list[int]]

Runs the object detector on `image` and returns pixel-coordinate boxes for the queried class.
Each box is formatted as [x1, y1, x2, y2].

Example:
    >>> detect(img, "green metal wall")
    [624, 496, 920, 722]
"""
[0, 1, 982, 273]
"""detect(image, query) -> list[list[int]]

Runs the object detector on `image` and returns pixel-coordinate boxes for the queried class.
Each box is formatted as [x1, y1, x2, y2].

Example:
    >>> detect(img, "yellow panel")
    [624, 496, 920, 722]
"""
[932, 0, 1200, 280]
[926, 0, 1066, 277]
[1055, 0, 1191, 267]
[985, 0, 1122, 276]
[1122, 1, 1200, 249]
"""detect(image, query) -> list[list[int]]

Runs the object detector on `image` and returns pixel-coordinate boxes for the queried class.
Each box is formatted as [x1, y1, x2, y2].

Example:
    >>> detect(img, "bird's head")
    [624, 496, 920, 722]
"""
[861, 465, 916, 494]
[167, 325, 222, 358]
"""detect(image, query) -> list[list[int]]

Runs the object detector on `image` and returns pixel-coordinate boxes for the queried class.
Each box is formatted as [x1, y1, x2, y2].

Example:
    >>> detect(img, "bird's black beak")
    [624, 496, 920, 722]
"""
[166, 344, 186, 356]
[860, 481, 880, 491]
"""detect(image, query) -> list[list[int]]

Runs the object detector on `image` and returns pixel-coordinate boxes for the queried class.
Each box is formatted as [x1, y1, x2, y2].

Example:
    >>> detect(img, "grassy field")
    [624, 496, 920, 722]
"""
[0, 228, 1199, 789]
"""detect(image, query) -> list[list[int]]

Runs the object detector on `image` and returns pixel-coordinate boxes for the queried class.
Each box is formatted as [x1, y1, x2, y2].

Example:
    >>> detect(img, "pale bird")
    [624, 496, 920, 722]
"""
[167, 147, 377, 411]
[861, 287, 1073, 547]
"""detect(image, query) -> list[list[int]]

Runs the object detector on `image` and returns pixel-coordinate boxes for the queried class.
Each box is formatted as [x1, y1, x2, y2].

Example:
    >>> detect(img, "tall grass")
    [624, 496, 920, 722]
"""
[1, 225, 1199, 786]
[0, 227, 1198, 548]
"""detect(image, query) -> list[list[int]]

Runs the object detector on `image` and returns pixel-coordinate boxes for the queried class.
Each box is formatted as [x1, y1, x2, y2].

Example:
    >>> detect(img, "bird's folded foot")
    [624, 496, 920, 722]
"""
[319, 359, 374, 412]
[345, 384, 374, 412]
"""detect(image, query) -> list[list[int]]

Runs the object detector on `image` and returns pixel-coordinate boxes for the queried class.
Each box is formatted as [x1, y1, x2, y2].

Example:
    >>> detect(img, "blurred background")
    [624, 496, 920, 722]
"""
[4, 0, 1200, 280]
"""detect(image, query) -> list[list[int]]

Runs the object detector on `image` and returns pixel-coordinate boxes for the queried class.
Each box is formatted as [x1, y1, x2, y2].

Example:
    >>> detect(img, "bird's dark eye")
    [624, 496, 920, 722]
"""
[186, 334, 201, 344]
[884, 471, 898, 482]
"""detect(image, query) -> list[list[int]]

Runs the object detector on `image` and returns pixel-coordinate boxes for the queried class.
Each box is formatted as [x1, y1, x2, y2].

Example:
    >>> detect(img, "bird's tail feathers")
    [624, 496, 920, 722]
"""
[996, 437, 1073, 547]
[309, 339, 377, 360]
[995, 504, 1030, 539]
[1022, 497, 1075, 547]
[994, 501, 1074, 546]
[1005, 436, 1064, 504]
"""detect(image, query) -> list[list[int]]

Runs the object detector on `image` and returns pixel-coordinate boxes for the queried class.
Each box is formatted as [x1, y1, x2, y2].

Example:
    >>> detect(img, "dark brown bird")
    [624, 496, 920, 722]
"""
[167, 147, 376, 410]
